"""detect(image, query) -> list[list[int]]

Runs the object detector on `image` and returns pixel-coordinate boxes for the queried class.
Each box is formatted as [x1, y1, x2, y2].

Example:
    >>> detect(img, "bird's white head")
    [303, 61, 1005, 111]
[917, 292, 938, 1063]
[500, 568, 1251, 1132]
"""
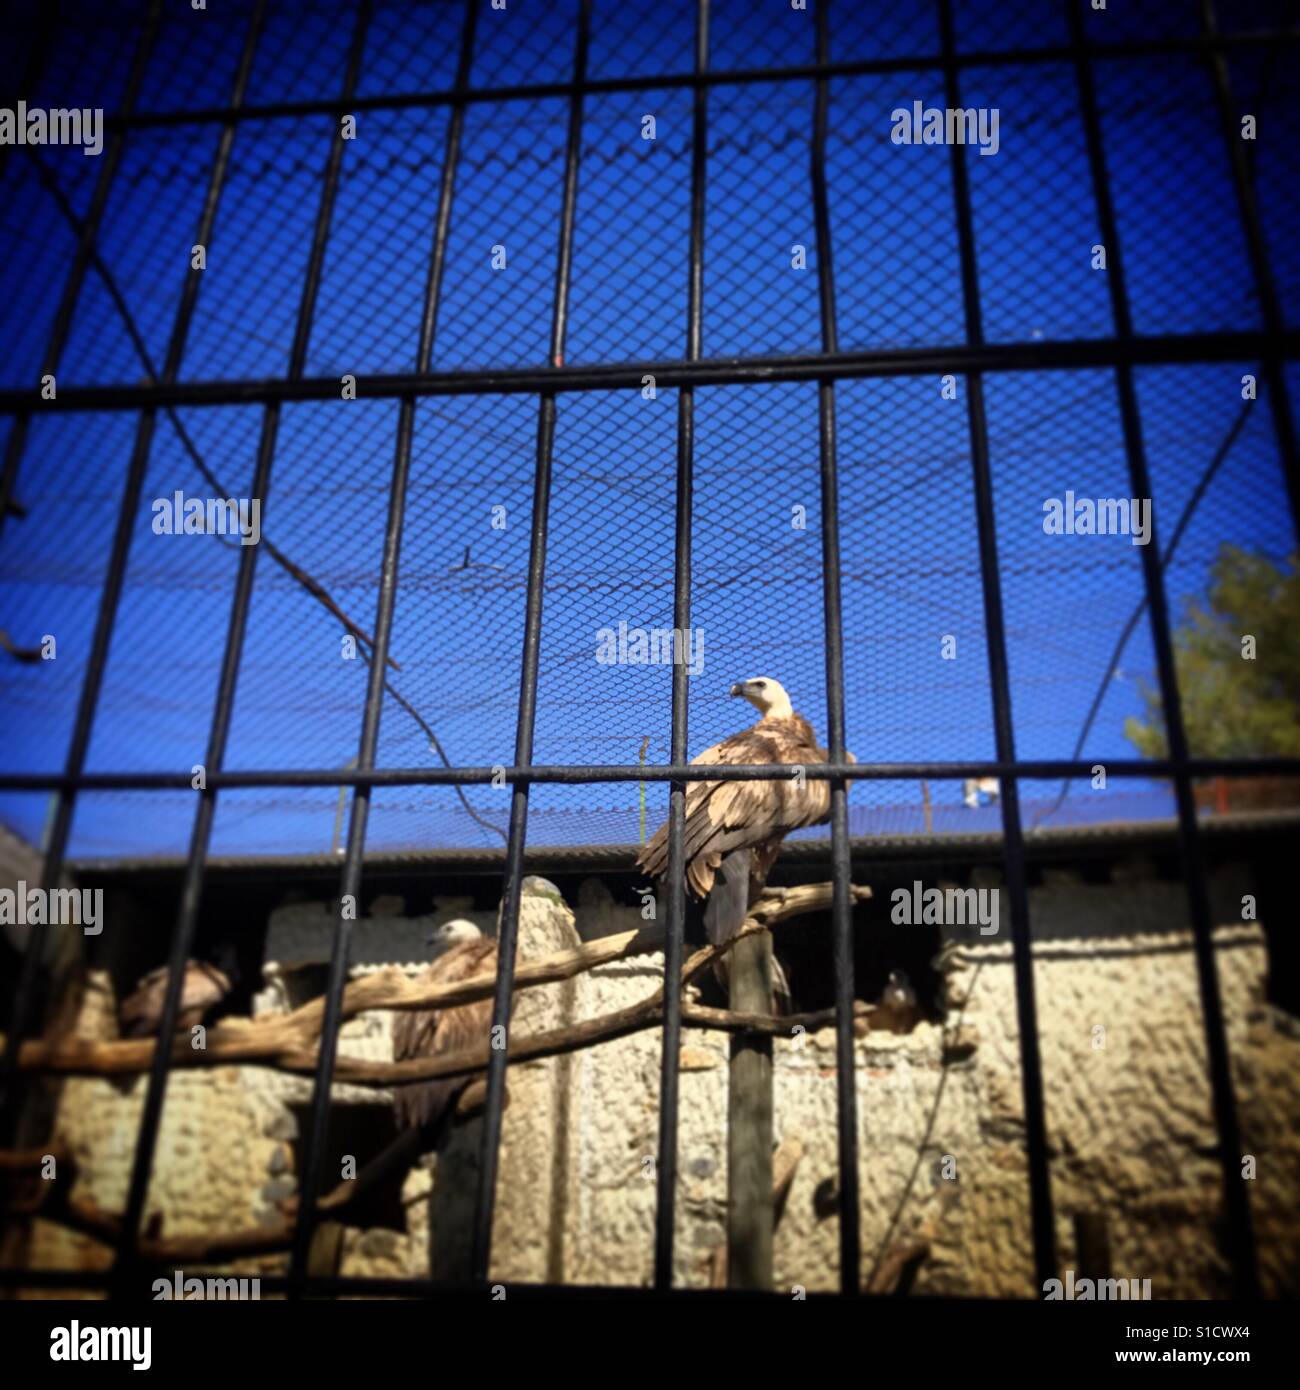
[729, 677, 793, 719]
[426, 919, 484, 953]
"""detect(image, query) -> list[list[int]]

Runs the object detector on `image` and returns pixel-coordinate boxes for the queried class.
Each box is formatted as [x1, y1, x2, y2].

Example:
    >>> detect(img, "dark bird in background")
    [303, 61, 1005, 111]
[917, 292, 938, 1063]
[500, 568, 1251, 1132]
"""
[392, 920, 498, 1139]
[874, 968, 919, 1034]
[119, 945, 237, 1038]
[638, 677, 847, 1011]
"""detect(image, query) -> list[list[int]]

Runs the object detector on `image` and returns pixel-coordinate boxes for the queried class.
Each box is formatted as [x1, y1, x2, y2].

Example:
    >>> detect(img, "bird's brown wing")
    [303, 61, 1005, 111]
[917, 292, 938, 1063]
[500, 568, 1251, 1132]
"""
[637, 719, 831, 896]
[120, 965, 169, 1037]
[392, 939, 497, 1135]
[180, 963, 231, 1015]
[121, 961, 231, 1037]
[636, 726, 778, 884]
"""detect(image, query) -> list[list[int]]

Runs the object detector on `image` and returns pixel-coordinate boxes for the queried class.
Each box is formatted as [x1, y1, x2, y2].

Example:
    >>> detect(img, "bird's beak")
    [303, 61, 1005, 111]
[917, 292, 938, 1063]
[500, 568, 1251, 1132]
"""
[729, 682, 746, 697]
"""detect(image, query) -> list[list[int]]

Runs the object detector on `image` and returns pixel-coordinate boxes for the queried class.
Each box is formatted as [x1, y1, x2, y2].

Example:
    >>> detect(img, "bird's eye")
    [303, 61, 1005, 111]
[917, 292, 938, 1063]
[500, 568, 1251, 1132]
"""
[756, 681, 766, 689]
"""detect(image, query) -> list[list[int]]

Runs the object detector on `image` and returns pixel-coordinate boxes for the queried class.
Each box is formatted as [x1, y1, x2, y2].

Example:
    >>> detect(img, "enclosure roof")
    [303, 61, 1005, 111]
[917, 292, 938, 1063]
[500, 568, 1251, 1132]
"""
[65, 806, 1300, 880]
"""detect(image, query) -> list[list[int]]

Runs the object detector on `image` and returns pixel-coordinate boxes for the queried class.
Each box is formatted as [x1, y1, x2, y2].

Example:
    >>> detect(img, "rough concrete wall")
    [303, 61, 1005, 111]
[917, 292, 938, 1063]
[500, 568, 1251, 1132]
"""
[553, 895, 970, 1292]
[26, 970, 290, 1289]
[19, 868, 1300, 1297]
[543, 870, 1300, 1295]
[950, 873, 1298, 1300]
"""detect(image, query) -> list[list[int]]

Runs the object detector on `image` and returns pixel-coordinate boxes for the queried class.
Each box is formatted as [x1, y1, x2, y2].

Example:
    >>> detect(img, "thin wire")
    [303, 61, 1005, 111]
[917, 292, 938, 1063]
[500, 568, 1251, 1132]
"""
[1030, 33, 1286, 831]
[1028, 388, 1256, 829]
[20, 145, 508, 848]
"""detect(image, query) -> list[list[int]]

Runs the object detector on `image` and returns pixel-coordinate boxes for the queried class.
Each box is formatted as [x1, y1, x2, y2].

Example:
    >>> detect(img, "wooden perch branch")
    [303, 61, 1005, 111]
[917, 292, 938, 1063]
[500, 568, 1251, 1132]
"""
[3, 884, 873, 1267]
[1, 883, 872, 1085]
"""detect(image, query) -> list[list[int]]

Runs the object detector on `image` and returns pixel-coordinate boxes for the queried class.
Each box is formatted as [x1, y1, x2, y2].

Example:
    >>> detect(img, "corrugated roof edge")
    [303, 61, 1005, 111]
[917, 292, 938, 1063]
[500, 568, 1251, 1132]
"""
[61, 807, 1300, 878]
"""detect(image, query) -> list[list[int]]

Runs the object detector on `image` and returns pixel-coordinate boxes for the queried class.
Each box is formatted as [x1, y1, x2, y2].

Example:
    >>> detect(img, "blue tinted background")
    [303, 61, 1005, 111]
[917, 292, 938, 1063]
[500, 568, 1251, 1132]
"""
[0, 0, 1296, 860]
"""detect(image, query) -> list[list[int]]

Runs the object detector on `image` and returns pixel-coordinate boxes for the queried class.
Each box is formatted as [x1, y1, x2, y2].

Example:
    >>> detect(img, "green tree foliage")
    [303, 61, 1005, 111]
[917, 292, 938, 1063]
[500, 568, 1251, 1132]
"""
[1125, 546, 1300, 760]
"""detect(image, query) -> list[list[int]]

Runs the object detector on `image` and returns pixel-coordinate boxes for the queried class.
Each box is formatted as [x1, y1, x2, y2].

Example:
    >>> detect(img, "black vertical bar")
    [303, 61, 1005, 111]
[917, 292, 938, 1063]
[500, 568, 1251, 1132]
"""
[469, 0, 592, 1284]
[288, 0, 479, 1294]
[0, 0, 162, 546]
[810, 0, 859, 1295]
[938, 0, 1057, 1290]
[1199, 0, 1300, 545]
[0, 0, 61, 185]
[1067, 0, 1259, 1297]
[112, 0, 372, 1279]
[652, 0, 709, 1293]
[0, 0, 240, 1143]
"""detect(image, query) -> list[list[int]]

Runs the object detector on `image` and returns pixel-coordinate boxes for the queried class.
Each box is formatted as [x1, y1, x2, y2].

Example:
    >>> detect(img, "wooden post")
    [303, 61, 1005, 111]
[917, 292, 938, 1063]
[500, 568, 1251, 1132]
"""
[921, 779, 933, 834]
[1074, 1210, 1111, 1282]
[727, 930, 773, 1289]
[305, 1219, 346, 1292]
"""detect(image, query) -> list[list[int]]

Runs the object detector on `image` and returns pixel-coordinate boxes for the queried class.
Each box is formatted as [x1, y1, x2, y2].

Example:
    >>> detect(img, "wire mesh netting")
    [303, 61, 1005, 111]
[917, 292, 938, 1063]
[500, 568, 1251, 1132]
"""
[0, 0, 1296, 867]
[0, 0, 1296, 1314]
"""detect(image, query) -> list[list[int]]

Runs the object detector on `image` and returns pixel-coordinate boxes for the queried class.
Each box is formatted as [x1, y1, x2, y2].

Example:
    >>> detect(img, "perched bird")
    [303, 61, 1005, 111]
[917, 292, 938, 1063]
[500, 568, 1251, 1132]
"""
[962, 776, 1000, 810]
[392, 920, 498, 1138]
[119, 949, 236, 1038]
[638, 677, 843, 1010]
[874, 968, 919, 1034]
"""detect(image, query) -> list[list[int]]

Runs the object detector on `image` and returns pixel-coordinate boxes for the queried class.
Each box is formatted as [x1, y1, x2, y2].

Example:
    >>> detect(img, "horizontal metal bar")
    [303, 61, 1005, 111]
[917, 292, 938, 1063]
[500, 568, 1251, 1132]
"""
[5, 330, 1296, 415]
[0, 1263, 995, 1299]
[0, 756, 1295, 791]
[94, 28, 1300, 134]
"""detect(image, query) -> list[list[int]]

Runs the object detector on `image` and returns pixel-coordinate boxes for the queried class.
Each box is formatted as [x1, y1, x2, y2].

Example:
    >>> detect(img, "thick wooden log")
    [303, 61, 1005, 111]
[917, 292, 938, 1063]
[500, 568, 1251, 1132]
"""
[728, 929, 774, 1289]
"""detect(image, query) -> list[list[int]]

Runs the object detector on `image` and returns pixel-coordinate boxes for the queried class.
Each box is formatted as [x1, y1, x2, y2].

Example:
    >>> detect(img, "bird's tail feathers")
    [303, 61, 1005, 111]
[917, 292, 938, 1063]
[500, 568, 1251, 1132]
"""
[702, 847, 752, 947]
[394, 1076, 466, 1140]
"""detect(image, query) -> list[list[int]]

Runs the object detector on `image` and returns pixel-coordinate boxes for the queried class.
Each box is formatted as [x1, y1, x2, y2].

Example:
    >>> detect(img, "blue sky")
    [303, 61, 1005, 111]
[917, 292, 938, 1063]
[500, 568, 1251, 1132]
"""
[0, 0, 1296, 860]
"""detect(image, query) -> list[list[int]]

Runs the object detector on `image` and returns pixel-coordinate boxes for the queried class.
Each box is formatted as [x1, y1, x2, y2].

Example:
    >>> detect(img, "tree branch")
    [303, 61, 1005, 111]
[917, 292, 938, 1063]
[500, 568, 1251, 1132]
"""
[3, 885, 874, 1265]
[1, 883, 873, 1085]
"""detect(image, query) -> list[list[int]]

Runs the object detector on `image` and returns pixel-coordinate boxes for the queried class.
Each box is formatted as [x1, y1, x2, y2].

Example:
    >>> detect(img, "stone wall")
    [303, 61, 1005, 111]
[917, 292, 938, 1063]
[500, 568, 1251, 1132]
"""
[15, 865, 1300, 1297]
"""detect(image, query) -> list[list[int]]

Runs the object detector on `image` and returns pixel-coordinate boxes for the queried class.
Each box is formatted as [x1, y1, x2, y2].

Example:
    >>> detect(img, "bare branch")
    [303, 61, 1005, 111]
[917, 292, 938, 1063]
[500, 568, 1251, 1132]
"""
[1, 883, 873, 1083]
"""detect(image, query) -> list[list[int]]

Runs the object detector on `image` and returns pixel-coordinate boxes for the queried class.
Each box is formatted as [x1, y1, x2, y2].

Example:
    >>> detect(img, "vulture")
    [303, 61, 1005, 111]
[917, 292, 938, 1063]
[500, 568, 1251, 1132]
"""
[392, 920, 498, 1139]
[119, 952, 235, 1038]
[637, 677, 843, 1009]
[874, 968, 919, 1033]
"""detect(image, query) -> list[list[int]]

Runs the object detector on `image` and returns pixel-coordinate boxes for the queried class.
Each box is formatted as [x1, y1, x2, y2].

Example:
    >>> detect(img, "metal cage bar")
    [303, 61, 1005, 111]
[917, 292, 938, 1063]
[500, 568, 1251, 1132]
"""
[468, 0, 592, 1283]
[2, 754, 1297, 794]
[114, 0, 374, 1277]
[0, 0, 164, 1123]
[938, 0, 1057, 1290]
[0, 0, 248, 1143]
[1, 0, 1296, 1302]
[91, 25, 1300, 135]
[811, 0, 860, 1295]
[0, 0, 163, 547]
[652, 0, 710, 1296]
[286, 0, 476, 1294]
[1066, 0, 1260, 1298]
[0, 0, 59, 177]
[4, 328, 1297, 416]
[1199, 0, 1300, 544]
